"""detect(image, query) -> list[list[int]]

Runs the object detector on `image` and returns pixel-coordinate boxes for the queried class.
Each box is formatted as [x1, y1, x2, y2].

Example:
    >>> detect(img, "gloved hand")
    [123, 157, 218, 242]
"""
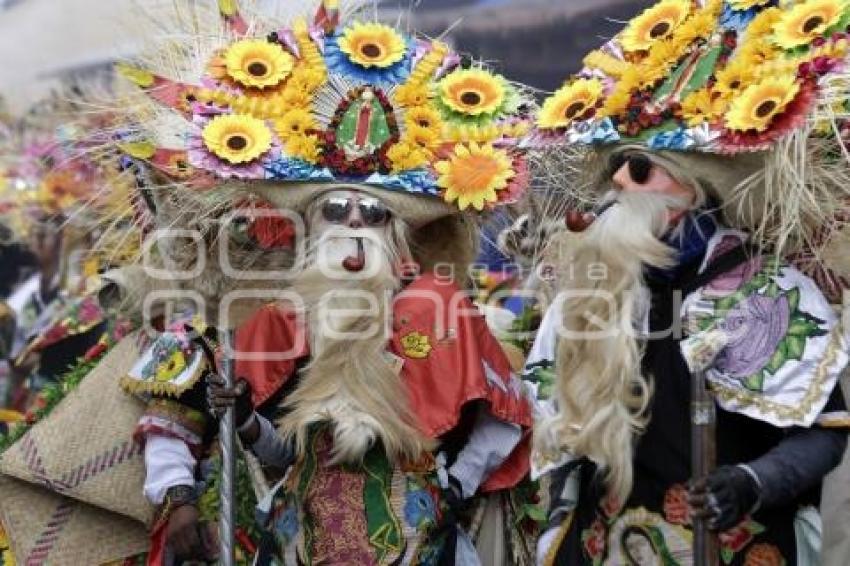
[206, 373, 253, 427]
[689, 465, 761, 532]
[441, 473, 466, 514]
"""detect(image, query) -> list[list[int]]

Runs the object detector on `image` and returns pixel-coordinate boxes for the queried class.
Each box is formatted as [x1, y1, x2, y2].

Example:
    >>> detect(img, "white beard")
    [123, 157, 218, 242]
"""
[278, 229, 432, 464]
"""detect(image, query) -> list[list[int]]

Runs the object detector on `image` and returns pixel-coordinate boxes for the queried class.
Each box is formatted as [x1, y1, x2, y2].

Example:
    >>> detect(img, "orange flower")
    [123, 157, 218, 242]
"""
[744, 543, 785, 566]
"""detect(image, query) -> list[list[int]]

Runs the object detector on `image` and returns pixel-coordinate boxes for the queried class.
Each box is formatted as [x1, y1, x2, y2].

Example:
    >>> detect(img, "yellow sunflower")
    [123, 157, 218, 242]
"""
[405, 125, 440, 151]
[404, 105, 443, 133]
[680, 88, 726, 126]
[202, 114, 273, 164]
[620, 0, 692, 52]
[285, 134, 322, 164]
[435, 143, 514, 211]
[713, 60, 757, 100]
[438, 69, 506, 117]
[538, 78, 604, 129]
[772, 0, 847, 50]
[394, 83, 432, 107]
[387, 141, 430, 172]
[737, 37, 782, 65]
[728, 0, 773, 10]
[338, 22, 407, 68]
[155, 351, 187, 382]
[273, 108, 318, 141]
[224, 39, 294, 89]
[725, 75, 800, 131]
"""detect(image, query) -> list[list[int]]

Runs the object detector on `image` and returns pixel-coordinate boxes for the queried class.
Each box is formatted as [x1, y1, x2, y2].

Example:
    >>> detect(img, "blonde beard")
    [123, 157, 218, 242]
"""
[537, 192, 680, 504]
[278, 235, 433, 465]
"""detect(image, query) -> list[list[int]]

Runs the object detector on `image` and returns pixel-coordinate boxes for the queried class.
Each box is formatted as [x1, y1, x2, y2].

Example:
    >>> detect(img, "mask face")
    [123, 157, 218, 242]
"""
[610, 153, 696, 225]
[308, 189, 393, 278]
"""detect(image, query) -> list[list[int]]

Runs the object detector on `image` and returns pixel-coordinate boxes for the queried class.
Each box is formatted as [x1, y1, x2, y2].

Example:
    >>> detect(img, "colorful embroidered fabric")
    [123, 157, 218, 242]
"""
[118, 0, 534, 212]
[682, 229, 850, 427]
[262, 427, 445, 566]
[536, 0, 850, 153]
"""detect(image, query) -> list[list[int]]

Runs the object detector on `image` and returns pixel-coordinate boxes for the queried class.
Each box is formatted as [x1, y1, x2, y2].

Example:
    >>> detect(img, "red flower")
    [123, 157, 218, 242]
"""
[719, 520, 756, 554]
[581, 519, 607, 558]
[43, 322, 70, 344]
[663, 483, 690, 526]
[84, 341, 108, 362]
[247, 206, 295, 250]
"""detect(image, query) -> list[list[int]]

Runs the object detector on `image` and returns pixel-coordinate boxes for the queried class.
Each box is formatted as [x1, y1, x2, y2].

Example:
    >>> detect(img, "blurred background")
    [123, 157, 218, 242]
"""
[0, 0, 652, 116]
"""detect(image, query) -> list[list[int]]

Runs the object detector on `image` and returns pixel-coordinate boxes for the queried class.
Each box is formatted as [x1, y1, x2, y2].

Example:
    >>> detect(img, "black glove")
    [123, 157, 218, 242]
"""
[689, 465, 761, 532]
[206, 373, 254, 427]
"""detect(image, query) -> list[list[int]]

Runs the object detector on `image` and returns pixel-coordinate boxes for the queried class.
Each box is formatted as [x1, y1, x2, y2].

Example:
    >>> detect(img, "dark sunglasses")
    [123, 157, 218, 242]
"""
[608, 152, 653, 185]
[321, 196, 391, 226]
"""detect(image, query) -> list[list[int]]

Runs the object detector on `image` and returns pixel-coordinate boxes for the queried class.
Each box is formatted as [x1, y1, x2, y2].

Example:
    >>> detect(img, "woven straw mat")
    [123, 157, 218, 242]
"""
[0, 333, 154, 524]
[0, 475, 148, 565]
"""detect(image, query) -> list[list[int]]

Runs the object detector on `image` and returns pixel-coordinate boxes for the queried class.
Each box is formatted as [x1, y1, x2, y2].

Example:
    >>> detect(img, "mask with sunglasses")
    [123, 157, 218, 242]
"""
[320, 196, 392, 227]
[608, 153, 653, 185]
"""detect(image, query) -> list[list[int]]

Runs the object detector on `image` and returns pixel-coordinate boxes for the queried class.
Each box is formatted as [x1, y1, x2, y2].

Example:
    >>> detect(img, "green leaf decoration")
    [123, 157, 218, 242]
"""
[785, 335, 807, 361]
[521, 503, 547, 524]
[715, 290, 746, 314]
[764, 340, 789, 375]
[749, 273, 769, 290]
[747, 519, 766, 536]
[721, 546, 735, 565]
[744, 372, 765, 392]
[786, 287, 801, 311]
[788, 318, 816, 336]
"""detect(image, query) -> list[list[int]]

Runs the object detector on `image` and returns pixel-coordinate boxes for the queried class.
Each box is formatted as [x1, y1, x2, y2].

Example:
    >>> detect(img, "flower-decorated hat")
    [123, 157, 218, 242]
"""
[536, 0, 850, 294]
[117, 0, 534, 227]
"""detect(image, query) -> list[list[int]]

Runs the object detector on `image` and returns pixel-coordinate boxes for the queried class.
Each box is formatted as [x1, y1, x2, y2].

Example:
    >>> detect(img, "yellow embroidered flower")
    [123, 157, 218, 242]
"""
[224, 39, 294, 89]
[202, 114, 273, 164]
[155, 351, 187, 382]
[273, 108, 318, 141]
[285, 134, 322, 163]
[338, 22, 407, 68]
[680, 88, 725, 126]
[404, 105, 443, 133]
[400, 331, 432, 359]
[772, 0, 847, 50]
[538, 79, 604, 129]
[713, 60, 757, 100]
[438, 69, 506, 117]
[394, 83, 432, 107]
[435, 143, 514, 211]
[728, 0, 773, 10]
[620, 0, 692, 52]
[725, 75, 800, 131]
[387, 141, 430, 172]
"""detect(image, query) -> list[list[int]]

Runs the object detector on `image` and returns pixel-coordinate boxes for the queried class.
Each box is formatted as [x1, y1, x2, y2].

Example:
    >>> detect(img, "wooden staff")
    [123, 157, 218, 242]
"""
[218, 329, 236, 566]
[691, 367, 718, 566]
